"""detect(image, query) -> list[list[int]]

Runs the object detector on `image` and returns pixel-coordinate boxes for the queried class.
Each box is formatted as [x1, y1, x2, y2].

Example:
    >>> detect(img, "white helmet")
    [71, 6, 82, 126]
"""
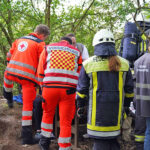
[92, 29, 115, 46]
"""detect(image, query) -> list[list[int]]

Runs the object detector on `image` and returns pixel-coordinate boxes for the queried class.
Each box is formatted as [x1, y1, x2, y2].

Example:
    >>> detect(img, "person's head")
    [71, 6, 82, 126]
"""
[66, 33, 76, 47]
[61, 36, 72, 45]
[93, 29, 120, 71]
[34, 24, 50, 40]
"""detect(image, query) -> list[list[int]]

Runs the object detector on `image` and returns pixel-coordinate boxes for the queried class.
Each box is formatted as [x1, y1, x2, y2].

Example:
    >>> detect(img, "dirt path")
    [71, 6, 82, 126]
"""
[0, 97, 136, 150]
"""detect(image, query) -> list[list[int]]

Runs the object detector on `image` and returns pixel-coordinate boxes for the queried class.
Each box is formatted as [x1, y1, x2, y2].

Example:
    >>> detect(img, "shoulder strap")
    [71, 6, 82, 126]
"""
[20, 35, 43, 43]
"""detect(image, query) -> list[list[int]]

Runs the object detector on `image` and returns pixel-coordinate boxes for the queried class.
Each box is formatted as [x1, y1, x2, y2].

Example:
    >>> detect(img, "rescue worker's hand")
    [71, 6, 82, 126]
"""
[77, 107, 85, 118]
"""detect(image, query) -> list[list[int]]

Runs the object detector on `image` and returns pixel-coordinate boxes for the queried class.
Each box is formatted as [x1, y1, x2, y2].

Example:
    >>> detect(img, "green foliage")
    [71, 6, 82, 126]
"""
[0, 0, 150, 95]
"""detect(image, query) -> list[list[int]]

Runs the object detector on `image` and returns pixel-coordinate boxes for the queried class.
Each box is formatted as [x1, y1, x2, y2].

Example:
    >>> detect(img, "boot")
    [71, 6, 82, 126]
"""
[39, 135, 51, 150]
[21, 126, 39, 145]
[3, 87, 13, 108]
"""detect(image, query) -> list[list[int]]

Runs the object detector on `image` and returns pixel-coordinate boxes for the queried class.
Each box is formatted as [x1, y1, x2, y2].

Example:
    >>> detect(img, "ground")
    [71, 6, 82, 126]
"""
[0, 96, 136, 150]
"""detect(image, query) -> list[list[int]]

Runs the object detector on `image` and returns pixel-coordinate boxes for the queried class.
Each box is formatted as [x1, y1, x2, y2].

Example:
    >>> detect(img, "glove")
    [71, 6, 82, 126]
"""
[3, 87, 13, 108]
[77, 107, 85, 118]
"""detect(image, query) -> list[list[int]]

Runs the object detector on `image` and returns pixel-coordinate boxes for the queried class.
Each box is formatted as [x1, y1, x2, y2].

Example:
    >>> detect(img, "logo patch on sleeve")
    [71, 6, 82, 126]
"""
[18, 41, 28, 52]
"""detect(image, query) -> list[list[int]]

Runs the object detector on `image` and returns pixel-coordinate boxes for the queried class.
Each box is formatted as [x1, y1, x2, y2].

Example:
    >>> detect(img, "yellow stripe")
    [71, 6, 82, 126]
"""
[135, 135, 145, 139]
[91, 72, 97, 126]
[87, 124, 120, 131]
[125, 93, 134, 98]
[76, 92, 86, 98]
[118, 72, 123, 127]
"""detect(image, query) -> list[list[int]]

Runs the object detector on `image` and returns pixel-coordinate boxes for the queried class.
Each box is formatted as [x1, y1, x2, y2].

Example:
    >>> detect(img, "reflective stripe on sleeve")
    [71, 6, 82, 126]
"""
[76, 92, 86, 98]
[125, 93, 134, 98]
[4, 77, 13, 85]
[3, 85, 13, 92]
[135, 135, 145, 142]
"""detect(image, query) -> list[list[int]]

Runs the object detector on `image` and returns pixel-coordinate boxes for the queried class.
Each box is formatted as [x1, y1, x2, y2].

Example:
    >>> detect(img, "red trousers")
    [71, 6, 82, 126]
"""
[4, 72, 36, 126]
[41, 87, 76, 149]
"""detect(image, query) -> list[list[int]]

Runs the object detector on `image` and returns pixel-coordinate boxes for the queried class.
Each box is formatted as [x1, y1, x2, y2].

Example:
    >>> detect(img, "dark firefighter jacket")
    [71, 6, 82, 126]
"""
[77, 43, 134, 139]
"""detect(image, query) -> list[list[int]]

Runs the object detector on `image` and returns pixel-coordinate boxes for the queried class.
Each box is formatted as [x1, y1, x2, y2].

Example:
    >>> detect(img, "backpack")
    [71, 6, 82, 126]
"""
[119, 22, 150, 65]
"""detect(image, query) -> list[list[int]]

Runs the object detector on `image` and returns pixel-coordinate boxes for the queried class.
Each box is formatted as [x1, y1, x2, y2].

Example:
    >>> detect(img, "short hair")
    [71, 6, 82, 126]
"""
[66, 33, 75, 38]
[61, 36, 72, 45]
[34, 24, 50, 36]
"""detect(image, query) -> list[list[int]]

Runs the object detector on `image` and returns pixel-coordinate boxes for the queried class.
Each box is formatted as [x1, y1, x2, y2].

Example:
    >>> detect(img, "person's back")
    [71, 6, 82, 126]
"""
[77, 29, 134, 150]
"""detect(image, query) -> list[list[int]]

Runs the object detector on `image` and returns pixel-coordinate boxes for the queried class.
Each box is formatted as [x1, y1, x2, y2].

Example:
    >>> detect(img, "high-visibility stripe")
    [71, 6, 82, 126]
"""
[22, 111, 32, 116]
[59, 147, 71, 150]
[136, 95, 150, 101]
[43, 77, 78, 84]
[9, 60, 36, 72]
[136, 83, 150, 89]
[76, 92, 86, 98]
[87, 124, 120, 131]
[6, 68, 36, 80]
[88, 73, 93, 125]
[44, 69, 79, 77]
[125, 93, 134, 98]
[3, 85, 13, 92]
[45, 73, 78, 80]
[58, 137, 71, 143]
[118, 72, 123, 127]
[4, 77, 13, 85]
[41, 122, 53, 130]
[87, 129, 120, 137]
[135, 135, 145, 142]
[36, 77, 43, 82]
[47, 46, 80, 56]
[91, 72, 97, 126]
[41, 129, 51, 138]
[22, 120, 32, 126]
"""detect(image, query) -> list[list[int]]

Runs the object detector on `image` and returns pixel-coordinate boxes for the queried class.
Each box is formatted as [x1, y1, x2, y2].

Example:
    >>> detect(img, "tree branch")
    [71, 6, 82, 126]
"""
[73, 0, 95, 32]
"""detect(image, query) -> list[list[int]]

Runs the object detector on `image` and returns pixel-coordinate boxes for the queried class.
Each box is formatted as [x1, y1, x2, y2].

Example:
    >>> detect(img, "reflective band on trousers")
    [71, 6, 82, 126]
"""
[87, 129, 120, 137]
[41, 129, 51, 138]
[41, 122, 53, 130]
[43, 77, 78, 84]
[136, 83, 150, 89]
[4, 77, 13, 85]
[6, 68, 36, 80]
[9, 60, 36, 72]
[59, 146, 71, 150]
[3, 85, 13, 92]
[22, 120, 32, 126]
[136, 95, 150, 101]
[22, 111, 32, 116]
[58, 137, 71, 144]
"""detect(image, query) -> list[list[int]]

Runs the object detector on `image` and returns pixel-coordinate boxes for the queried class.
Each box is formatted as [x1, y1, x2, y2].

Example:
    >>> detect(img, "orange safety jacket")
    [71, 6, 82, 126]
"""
[37, 40, 82, 88]
[5, 33, 45, 84]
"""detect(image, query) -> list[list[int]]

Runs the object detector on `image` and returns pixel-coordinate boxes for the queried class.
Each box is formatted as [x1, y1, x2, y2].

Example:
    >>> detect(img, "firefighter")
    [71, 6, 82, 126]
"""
[3, 24, 50, 145]
[37, 36, 82, 150]
[76, 29, 134, 150]
[134, 42, 150, 150]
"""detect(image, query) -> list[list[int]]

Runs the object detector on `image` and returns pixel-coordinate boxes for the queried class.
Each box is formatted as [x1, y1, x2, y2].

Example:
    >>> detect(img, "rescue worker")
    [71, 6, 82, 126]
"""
[3, 24, 50, 145]
[76, 29, 134, 150]
[134, 42, 150, 150]
[37, 36, 82, 150]
[66, 33, 89, 61]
